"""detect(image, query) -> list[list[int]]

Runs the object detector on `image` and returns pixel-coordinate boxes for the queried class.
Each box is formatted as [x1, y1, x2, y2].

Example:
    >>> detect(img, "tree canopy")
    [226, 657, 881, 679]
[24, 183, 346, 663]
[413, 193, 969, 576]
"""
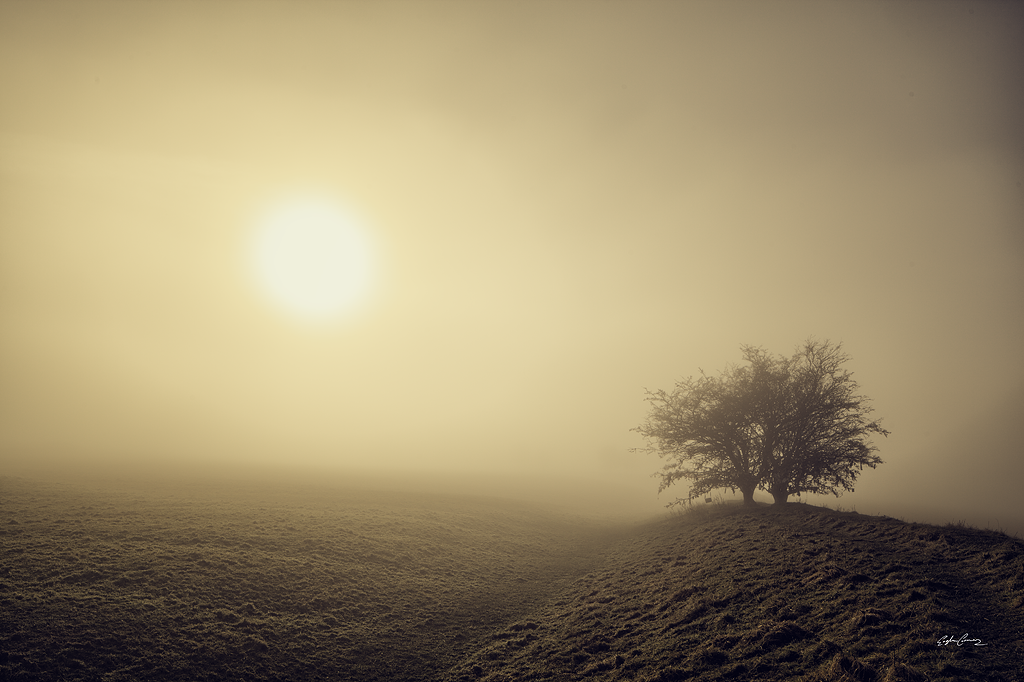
[632, 339, 888, 506]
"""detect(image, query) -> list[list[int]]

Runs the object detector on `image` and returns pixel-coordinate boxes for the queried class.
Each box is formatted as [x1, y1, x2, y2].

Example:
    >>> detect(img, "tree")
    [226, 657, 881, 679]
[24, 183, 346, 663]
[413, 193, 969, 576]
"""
[632, 340, 888, 506]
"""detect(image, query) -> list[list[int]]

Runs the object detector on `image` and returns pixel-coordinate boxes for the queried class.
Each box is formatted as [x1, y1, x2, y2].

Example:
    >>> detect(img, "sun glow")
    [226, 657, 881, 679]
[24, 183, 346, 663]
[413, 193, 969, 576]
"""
[251, 197, 374, 322]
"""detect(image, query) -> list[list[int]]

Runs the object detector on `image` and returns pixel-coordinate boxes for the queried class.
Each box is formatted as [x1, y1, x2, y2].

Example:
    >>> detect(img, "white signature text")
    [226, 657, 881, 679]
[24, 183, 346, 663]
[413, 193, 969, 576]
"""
[937, 633, 987, 647]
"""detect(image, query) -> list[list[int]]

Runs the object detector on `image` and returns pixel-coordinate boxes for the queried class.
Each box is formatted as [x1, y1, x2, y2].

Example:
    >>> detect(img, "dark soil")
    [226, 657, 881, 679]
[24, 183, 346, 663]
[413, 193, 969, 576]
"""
[1, 475, 1021, 681]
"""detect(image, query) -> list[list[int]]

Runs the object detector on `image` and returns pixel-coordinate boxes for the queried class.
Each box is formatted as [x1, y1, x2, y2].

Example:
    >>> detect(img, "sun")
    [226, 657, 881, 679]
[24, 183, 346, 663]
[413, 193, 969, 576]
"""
[251, 196, 374, 321]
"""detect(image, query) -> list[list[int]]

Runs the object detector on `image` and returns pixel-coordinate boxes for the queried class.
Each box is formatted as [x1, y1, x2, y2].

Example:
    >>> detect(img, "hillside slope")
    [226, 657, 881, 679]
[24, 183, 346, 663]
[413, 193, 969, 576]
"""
[441, 503, 1024, 682]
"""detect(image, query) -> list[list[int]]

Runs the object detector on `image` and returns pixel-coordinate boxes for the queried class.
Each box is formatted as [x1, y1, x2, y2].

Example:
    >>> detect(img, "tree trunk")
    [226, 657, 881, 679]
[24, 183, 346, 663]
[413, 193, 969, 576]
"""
[771, 488, 789, 504]
[741, 487, 756, 505]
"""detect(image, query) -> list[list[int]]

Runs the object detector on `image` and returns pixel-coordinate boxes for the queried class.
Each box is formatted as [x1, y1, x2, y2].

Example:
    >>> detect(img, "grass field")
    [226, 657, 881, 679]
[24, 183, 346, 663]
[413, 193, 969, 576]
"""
[1, 474, 1021, 681]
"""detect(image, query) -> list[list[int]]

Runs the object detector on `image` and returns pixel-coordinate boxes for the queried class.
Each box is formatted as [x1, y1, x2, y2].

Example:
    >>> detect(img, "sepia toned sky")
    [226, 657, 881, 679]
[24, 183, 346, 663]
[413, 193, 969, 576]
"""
[2, 2, 1022, 527]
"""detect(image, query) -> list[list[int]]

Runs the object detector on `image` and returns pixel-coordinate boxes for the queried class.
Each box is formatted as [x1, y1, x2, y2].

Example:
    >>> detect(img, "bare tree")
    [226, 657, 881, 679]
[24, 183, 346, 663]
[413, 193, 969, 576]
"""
[632, 340, 888, 506]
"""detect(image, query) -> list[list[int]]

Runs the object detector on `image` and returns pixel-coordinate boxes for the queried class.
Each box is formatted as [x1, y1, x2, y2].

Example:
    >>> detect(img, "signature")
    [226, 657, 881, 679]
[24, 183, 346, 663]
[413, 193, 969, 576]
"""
[937, 633, 987, 647]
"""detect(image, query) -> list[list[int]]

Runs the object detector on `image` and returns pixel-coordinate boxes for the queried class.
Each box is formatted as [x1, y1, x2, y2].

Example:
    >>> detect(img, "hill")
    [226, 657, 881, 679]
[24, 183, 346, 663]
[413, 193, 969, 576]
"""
[442, 503, 1024, 682]
[1, 475, 1022, 681]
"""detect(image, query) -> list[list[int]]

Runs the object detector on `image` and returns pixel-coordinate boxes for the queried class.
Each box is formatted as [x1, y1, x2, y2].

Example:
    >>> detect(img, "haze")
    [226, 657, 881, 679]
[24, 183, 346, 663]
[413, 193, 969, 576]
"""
[1, 2, 1022, 531]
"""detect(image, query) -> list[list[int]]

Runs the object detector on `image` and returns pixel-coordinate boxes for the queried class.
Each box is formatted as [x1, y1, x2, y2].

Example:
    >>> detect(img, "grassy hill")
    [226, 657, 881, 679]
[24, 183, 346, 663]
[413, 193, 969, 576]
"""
[1, 475, 1021, 681]
[441, 503, 1024, 682]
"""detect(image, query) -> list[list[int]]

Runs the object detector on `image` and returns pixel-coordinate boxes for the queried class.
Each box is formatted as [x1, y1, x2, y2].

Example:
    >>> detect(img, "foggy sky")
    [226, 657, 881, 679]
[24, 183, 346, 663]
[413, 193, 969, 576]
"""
[2, 2, 1022, 530]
